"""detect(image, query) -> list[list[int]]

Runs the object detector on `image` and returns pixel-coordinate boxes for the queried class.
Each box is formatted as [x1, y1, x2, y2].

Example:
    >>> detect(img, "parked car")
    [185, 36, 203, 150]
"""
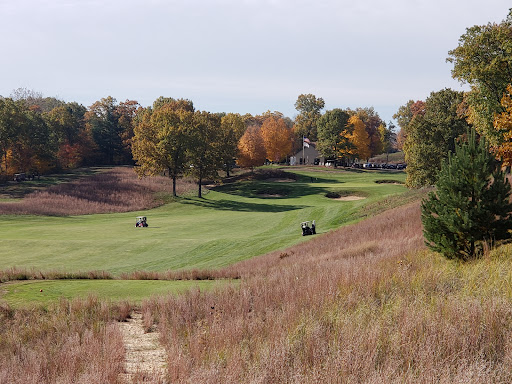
[14, 173, 26, 182]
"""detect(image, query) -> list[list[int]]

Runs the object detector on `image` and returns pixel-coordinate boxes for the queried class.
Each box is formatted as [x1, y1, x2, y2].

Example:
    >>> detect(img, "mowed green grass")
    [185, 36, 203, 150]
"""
[0, 168, 407, 274]
[1, 279, 222, 308]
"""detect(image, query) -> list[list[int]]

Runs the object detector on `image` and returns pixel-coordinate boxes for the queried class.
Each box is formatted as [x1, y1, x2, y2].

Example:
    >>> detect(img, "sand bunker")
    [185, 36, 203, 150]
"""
[333, 195, 366, 201]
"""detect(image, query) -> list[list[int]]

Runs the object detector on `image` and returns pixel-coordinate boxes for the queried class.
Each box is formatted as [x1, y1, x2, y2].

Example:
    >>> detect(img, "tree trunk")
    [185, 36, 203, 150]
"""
[198, 176, 202, 198]
[172, 174, 177, 197]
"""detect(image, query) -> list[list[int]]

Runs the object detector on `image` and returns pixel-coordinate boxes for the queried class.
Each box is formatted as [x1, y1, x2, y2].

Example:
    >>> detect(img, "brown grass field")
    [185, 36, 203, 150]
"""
[0, 167, 197, 216]
[2, 170, 512, 382]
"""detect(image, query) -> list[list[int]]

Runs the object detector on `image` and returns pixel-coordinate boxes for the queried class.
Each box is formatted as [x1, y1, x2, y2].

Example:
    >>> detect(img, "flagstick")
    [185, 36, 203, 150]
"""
[302, 136, 305, 166]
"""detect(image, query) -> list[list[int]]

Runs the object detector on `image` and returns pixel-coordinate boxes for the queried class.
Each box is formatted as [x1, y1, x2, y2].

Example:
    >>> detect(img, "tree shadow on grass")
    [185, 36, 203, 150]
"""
[292, 174, 344, 184]
[212, 182, 329, 200]
[179, 198, 307, 212]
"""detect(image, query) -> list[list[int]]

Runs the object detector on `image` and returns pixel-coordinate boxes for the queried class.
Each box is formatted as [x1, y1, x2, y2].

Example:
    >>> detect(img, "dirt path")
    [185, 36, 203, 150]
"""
[118, 312, 167, 383]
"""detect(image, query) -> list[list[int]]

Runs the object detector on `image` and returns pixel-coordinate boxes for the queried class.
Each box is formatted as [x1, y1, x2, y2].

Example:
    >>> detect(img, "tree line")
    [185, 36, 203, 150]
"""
[0, 88, 397, 194]
[0, 91, 138, 178]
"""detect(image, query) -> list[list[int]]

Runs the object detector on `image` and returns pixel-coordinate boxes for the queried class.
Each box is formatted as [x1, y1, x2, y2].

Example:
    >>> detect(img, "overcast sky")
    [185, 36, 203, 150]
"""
[0, 0, 511, 124]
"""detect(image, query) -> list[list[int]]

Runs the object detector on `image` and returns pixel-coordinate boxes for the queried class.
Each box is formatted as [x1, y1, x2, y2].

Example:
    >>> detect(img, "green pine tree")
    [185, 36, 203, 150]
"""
[421, 129, 512, 260]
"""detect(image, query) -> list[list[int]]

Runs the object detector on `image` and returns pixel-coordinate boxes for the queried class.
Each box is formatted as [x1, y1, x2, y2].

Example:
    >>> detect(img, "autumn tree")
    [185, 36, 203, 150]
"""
[404, 89, 470, 188]
[493, 84, 512, 166]
[316, 109, 352, 166]
[378, 122, 396, 162]
[116, 100, 140, 161]
[293, 94, 325, 141]
[187, 111, 223, 198]
[220, 113, 245, 177]
[241, 113, 264, 129]
[0, 98, 23, 175]
[3, 104, 52, 174]
[348, 107, 384, 157]
[348, 115, 370, 161]
[393, 100, 426, 150]
[260, 115, 293, 163]
[237, 125, 266, 170]
[45, 103, 89, 169]
[447, 10, 512, 144]
[86, 97, 139, 165]
[152, 97, 194, 112]
[132, 103, 193, 196]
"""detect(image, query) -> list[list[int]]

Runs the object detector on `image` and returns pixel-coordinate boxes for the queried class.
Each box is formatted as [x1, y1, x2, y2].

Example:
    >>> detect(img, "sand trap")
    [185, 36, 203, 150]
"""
[333, 195, 366, 201]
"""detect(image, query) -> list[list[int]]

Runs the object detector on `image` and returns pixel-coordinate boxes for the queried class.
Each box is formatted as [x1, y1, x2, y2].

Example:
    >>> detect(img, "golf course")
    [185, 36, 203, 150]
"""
[0, 166, 408, 306]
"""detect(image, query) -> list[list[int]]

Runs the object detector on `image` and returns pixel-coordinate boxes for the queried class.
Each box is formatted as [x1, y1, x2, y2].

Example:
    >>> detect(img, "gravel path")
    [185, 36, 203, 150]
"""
[118, 312, 167, 383]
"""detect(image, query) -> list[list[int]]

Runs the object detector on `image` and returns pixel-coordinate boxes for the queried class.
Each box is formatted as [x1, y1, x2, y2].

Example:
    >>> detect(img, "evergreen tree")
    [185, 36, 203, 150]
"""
[421, 129, 512, 260]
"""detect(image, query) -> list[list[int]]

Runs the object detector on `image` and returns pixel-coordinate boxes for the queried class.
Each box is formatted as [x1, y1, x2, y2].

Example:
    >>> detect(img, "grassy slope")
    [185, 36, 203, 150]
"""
[1, 279, 222, 308]
[0, 168, 406, 274]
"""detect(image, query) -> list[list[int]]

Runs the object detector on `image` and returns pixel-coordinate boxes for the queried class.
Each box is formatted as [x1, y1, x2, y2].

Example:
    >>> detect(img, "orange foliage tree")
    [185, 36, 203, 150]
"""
[260, 116, 293, 163]
[237, 125, 266, 169]
[348, 115, 371, 161]
[493, 84, 512, 167]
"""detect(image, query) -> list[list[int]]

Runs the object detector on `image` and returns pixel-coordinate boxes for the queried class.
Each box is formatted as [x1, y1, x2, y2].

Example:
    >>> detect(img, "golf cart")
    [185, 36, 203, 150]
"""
[301, 220, 316, 236]
[135, 216, 148, 227]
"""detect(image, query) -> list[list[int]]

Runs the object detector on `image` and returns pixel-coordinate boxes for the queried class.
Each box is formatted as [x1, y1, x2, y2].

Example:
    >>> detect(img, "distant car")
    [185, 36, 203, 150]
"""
[14, 173, 26, 182]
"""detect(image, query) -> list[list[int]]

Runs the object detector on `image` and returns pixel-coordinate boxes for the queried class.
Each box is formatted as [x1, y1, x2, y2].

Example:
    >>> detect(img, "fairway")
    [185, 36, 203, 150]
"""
[0, 168, 407, 274]
[1, 279, 221, 308]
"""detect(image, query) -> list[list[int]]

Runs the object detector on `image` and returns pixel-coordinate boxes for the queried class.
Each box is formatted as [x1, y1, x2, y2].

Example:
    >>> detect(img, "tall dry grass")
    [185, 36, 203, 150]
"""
[136, 201, 512, 383]
[0, 296, 132, 384]
[0, 266, 240, 284]
[0, 167, 197, 216]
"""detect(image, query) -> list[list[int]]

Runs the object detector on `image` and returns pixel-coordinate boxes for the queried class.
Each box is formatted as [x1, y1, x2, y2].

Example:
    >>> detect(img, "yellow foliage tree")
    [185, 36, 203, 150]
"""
[348, 115, 371, 160]
[220, 113, 245, 176]
[493, 84, 512, 167]
[131, 105, 192, 196]
[260, 116, 292, 163]
[237, 125, 266, 169]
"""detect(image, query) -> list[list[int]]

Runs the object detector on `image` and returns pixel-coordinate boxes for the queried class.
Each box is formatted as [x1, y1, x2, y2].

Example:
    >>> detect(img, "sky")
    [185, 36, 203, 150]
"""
[0, 0, 511, 125]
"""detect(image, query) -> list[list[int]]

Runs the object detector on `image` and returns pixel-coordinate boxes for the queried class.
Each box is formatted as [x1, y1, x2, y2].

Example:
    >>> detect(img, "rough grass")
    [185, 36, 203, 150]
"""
[0, 266, 240, 284]
[0, 297, 128, 384]
[0, 167, 197, 216]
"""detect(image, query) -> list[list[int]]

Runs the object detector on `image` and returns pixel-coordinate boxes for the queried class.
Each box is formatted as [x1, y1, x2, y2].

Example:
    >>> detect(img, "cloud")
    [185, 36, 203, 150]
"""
[0, 0, 510, 122]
